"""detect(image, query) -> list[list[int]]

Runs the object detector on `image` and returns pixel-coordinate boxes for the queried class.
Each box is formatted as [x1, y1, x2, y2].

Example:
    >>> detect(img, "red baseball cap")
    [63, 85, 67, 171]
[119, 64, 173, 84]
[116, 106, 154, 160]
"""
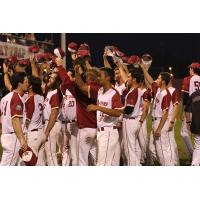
[121, 56, 129, 65]
[77, 43, 90, 58]
[128, 55, 140, 65]
[54, 48, 65, 59]
[7, 56, 18, 63]
[188, 62, 200, 69]
[18, 59, 29, 67]
[19, 146, 38, 166]
[68, 42, 78, 53]
[29, 45, 40, 53]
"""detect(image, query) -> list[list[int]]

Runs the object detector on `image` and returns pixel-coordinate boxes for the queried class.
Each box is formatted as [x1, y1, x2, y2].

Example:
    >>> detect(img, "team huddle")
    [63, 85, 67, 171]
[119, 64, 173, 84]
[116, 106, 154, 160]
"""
[0, 42, 200, 166]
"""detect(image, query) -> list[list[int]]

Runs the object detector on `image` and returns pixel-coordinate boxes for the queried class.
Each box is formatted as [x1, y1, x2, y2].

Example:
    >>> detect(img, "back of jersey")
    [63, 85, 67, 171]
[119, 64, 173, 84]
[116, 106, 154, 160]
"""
[189, 75, 200, 96]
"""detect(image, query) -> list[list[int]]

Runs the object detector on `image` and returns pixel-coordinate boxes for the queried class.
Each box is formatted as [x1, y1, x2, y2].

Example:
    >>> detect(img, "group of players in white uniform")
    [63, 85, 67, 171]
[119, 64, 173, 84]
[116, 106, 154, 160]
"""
[0, 42, 200, 166]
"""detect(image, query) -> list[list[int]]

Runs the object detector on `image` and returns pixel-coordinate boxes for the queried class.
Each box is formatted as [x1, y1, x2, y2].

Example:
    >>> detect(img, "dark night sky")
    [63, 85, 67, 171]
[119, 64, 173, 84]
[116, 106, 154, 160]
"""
[65, 33, 200, 79]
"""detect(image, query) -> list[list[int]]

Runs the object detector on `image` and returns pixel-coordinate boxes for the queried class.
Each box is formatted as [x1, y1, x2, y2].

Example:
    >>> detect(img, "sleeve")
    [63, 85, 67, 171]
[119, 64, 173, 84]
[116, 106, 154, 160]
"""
[161, 92, 171, 111]
[112, 92, 123, 109]
[126, 89, 138, 107]
[88, 83, 100, 100]
[143, 89, 152, 102]
[25, 96, 35, 121]
[151, 82, 158, 99]
[50, 92, 60, 109]
[10, 93, 24, 118]
[181, 77, 190, 93]
[172, 89, 180, 105]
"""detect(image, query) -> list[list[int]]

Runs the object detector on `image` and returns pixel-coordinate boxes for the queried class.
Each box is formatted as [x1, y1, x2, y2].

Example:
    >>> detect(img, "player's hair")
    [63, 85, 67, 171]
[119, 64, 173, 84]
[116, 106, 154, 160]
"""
[11, 72, 27, 89]
[192, 68, 200, 76]
[129, 68, 142, 84]
[100, 67, 115, 84]
[86, 67, 100, 82]
[28, 75, 42, 95]
[160, 72, 171, 85]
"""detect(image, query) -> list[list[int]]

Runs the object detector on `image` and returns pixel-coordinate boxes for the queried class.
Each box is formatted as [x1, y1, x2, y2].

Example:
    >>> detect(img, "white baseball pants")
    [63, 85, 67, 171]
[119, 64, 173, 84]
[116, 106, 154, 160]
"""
[77, 128, 97, 166]
[96, 127, 119, 166]
[44, 121, 62, 166]
[191, 134, 200, 166]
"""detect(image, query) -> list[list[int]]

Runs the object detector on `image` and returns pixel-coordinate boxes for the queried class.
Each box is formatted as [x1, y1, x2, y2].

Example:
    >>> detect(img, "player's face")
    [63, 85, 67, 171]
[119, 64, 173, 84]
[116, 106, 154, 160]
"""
[48, 73, 57, 88]
[20, 77, 29, 92]
[189, 67, 193, 76]
[71, 53, 77, 61]
[67, 71, 75, 82]
[99, 71, 106, 86]
[157, 75, 162, 87]
[127, 73, 133, 87]
[114, 69, 121, 81]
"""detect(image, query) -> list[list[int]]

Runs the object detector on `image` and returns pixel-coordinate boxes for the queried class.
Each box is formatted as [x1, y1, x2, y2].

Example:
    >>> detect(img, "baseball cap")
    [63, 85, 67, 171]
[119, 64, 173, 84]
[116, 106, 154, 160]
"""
[54, 48, 65, 59]
[77, 43, 90, 58]
[68, 42, 78, 53]
[29, 45, 40, 53]
[188, 62, 200, 69]
[128, 55, 140, 65]
[18, 59, 29, 67]
[115, 50, 125, 58]
[19, 146, 38, 166]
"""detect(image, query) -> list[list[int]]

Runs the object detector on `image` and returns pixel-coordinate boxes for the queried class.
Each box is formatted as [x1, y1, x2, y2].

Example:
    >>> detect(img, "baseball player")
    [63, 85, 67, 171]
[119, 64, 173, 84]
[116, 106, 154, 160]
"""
[87, 68, 123, 166]
[136, 75, 152, 165]
[56, 58, 100, 166]
[184, 63, 200, 165]
[142, 64, 173, 165]
[43, 72, 62, 166]
[0, 72, 29, 166]
[119, 68, 143, 166]
[60, 83, 78, 166]
[167, 75, 181, 165]
[181, 63, 200, 163]
[25, 75, 46, 166]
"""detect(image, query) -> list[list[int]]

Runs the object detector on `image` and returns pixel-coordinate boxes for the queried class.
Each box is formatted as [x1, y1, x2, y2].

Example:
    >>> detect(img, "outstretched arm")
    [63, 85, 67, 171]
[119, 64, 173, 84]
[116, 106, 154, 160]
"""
[140, 62, 154, 85]
[3, 63, 12, 91]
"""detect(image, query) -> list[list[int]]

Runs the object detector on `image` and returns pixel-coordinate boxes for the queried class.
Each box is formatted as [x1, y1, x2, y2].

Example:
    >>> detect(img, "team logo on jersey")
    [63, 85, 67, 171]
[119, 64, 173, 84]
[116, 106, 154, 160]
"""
[16, 104, 22, 111]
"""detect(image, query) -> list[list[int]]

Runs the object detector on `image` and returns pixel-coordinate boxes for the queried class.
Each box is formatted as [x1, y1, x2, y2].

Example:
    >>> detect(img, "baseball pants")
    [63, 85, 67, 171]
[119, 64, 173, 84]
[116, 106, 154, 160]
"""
[0, 133, 21, 166]
[191, 134, 200, 166]
[180, 116, 193, 160]
[96, 127, 119, 166]
[135, 119, 148, 164]
[148, 131, 157, 165]
[44, 121, 62, 166]
[76, 128, 97, 166]
[153, 119, 174, 166]
[26, 129, 46, 166]
[67, 122, 78, 166]
[122, 117, 141, 166]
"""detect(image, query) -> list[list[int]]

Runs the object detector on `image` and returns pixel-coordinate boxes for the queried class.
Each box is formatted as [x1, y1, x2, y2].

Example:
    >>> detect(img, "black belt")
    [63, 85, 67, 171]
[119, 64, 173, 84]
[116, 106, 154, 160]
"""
[98, 126, 117, 132]
[66, 120, 76, 123]
[31, 129, 42, 132]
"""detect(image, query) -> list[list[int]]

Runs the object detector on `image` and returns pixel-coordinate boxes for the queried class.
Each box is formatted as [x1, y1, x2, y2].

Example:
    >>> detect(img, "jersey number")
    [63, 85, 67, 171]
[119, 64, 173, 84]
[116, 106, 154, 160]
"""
[68, 101, 74, 107]
[194, 81, 200, 91]
[1, 101, 8, 116]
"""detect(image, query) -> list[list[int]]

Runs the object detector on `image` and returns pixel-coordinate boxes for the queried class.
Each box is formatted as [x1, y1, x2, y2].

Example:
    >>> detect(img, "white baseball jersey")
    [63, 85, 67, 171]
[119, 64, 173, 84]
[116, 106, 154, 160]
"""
[139, 88, 152, 116]
[25, 94, 44, 131]
[115, 83, 126, 96]
[61, 89, 76, 122]
[152, 82, 171, 118]
[97, 87, 122, 128]
[0, 91, 26, 134]
[182, 75, 200, 96]
[168, 86, 180, 118]
[43, 89, 61, 121]
[124, 87, 143, 118]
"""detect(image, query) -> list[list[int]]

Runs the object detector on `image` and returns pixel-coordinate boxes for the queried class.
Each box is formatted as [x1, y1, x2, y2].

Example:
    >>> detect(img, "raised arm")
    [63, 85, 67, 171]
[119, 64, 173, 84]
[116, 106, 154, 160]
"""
[118, 62, 129, 83]
[30, 53, 40, 78]
[3, 63, 12, 92]
[140, 62, 154, 85]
